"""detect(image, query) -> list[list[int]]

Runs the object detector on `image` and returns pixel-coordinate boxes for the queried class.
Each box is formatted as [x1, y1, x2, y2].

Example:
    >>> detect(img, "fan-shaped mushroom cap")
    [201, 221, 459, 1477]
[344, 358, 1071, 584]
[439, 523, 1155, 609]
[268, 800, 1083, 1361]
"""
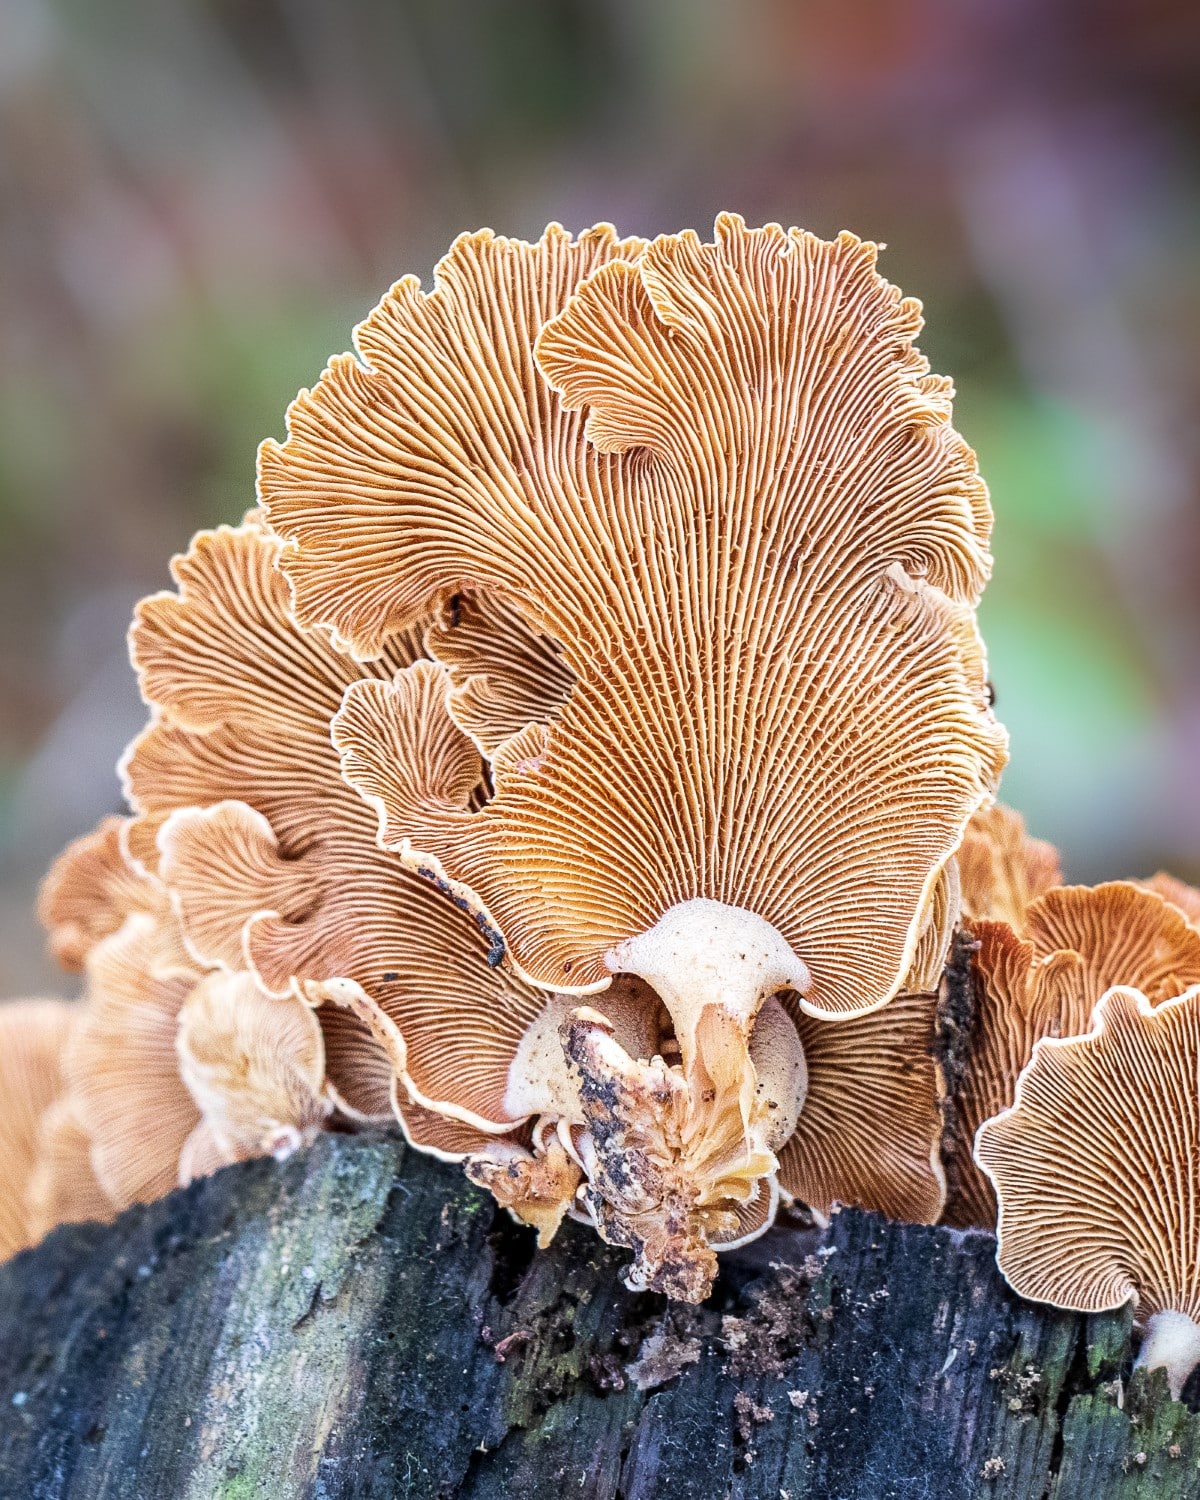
[0, 1000, 78, 1259]
[424, 589, 574, 758]
[976, 985, 1200, 1398]
[37, 816, 160, 972]
[26, 1097, 114, 1241]
[265, 217, 1005, 1032]
[1139, 872, 1200, 928]
[942, 881, 1200, 1228]
[124, 521, 546, 1129]
[780, 989, 945, 1225]
[65, 910, 207, 1209]
[958, 803, 1062, 930]
[56, 830, 334, 1208]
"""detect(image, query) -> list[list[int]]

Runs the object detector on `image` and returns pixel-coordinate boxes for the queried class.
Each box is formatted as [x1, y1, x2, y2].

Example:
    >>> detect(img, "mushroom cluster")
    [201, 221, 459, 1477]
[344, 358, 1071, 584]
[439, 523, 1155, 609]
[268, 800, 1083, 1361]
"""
[4, 220, 1200, 1349]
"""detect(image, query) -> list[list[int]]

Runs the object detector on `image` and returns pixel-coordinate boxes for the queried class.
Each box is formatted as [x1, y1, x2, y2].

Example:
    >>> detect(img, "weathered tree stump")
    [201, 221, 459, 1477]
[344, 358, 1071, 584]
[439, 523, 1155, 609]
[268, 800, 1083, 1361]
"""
[0, 1132, 1197, 1498]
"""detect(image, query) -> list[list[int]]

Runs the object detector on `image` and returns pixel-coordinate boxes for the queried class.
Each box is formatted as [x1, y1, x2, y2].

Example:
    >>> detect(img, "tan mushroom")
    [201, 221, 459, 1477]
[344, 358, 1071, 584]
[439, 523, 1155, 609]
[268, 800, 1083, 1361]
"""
[941, 881, 1200, 1228]
[424, 589, 575, 759]
[780, 989, 945, 1226]
[37, 815, 160, 972]
[25, 1098, 115, 1244]
[124, 520, 546, 1137]
[0, 1000, 89, 1259]
[265, 218, 1005, 1052]
[38, 814, 336, 1211]
[1138, 872, 1200, 928]
[976, 985, 1200, 1399]
[957, 803, 1061, 930]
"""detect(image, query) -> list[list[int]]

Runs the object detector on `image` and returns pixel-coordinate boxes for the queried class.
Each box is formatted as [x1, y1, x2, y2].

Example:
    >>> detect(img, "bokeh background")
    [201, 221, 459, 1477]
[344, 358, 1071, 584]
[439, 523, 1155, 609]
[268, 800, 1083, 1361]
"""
[2, 0, 1199, 995]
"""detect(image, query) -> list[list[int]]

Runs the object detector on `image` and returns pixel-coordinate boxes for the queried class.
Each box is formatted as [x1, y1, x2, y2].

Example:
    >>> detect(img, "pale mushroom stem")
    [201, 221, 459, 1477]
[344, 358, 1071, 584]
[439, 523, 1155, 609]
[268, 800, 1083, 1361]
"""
[1135, 1310, 1200, 1400]
[605, 898, 811, 1065]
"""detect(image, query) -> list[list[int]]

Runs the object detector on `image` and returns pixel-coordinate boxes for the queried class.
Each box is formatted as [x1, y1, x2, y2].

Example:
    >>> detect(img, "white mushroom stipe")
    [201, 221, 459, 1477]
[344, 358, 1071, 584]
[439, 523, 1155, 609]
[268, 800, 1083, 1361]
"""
[1135, 1311, 1200, 1401]
[606, 899, 810, 1064]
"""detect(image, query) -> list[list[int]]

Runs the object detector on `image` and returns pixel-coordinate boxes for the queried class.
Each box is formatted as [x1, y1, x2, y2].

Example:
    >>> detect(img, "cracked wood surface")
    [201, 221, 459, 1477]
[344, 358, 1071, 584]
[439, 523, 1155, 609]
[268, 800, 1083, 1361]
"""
[0, 1133, 1197, 1498]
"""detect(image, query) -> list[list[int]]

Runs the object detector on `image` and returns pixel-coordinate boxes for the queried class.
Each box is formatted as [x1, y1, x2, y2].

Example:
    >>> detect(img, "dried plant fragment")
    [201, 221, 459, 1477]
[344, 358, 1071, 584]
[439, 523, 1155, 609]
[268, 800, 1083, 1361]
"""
[266, 218, 1005, 1038]
[942, 881, 1200, 1228]
[977, 985, 1200, 1398]
[124, 522, 546, 1131]
[957, 804, 1061, 930]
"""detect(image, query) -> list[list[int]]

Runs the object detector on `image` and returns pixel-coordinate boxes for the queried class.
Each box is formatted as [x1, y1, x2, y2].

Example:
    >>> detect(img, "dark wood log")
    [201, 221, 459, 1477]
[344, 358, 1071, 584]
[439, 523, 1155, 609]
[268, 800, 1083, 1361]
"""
[0, 1132, 1197, 1499]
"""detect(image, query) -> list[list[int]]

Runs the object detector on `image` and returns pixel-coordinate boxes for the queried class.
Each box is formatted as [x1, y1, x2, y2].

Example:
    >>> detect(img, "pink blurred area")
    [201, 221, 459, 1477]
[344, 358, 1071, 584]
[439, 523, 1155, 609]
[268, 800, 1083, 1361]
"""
[1, 0, 1198, 995]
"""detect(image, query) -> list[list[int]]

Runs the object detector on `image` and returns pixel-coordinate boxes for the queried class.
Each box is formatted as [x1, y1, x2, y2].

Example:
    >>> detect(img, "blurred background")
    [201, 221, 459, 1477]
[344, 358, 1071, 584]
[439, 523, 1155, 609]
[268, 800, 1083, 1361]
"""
[1, 0, 1198, 995]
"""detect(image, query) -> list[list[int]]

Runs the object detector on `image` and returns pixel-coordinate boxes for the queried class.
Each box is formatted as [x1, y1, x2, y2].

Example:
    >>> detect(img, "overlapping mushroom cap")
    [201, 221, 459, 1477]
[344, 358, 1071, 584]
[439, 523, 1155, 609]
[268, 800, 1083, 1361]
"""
[958, 803, 1062, 930]
[0, 1000, 109, 1259]
[942, 881, 1200, 1228]
[263, 216, 1006, 1048]
[34, 818, 333, 1217]
[123, 520, 547, 1141]
[1140, 872, 1200, 928]
[976, 985, 1200, 1398]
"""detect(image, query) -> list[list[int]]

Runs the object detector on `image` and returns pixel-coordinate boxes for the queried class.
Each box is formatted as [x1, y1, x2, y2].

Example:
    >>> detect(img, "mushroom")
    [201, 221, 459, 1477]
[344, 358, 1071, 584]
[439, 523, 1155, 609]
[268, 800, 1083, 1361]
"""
[424, 588, 575, 759]
[957, 803, 1061, 930]
[0, 1000, 87, 1259]
[175, 969, 330, 1166]
[124, 520, 547, 1138]
[37, 813, 338, 1211]
[941, 881, 1200, 1228]
[37, 814, 160, 972]
[780, 988, 945, 1226]
[1138, 872, 1200, 928]
[976, 984, 1200, 1399]
[25, 1097, 115, 1244]
[263, 217, 1005, 1048]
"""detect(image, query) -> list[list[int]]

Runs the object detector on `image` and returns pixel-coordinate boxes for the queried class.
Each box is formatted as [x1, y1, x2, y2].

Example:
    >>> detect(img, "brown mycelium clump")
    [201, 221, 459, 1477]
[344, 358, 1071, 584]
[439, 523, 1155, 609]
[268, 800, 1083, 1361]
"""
[941, 881, 1200, 1229]
[977, 985, 1200, 1399]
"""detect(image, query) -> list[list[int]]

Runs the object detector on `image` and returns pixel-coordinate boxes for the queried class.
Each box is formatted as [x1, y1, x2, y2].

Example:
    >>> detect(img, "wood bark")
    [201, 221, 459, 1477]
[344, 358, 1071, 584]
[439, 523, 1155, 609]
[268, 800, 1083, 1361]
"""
[0, 1132, 1197, 1499]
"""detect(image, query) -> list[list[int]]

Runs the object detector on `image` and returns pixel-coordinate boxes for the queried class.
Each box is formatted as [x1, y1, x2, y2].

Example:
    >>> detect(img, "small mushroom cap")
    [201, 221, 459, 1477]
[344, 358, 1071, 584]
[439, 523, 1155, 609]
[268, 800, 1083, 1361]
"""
[424, 589, 574, 758]
[779, 988, 945, 1225]
[958, 803, 1062, 930]
[976, 984, 1200, 1329]
[26, 1098, 114, 1242]
[65, 911, 204, 1210]
[1139, 872, 1200, 928]
[124, 521, 547, 1130]
[942, 881, 1200, 1228]
[37, 816, 160, 971]
[268, 217, 1005, 1018]
[175, 971, 331, 1161]
[0, 1000, 76, 1259]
